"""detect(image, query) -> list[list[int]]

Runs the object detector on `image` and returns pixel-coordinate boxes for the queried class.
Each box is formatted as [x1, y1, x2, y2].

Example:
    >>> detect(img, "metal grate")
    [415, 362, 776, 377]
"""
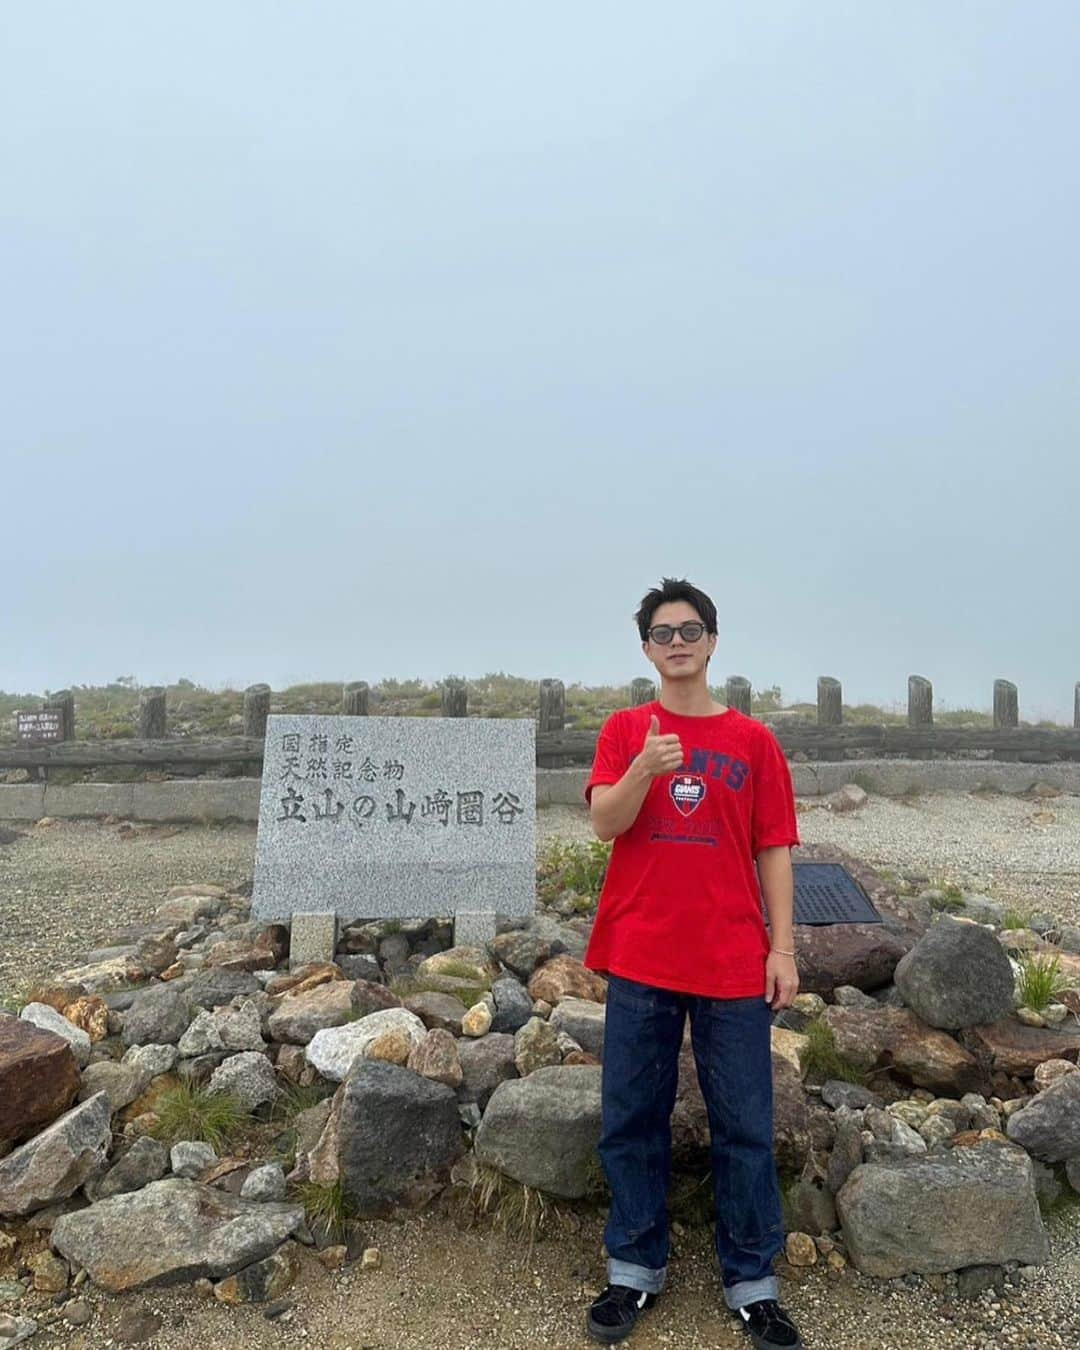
[772, 862, 882, 926]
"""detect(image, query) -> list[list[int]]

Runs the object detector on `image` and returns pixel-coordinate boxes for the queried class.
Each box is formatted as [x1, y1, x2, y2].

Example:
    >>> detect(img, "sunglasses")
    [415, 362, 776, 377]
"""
[646, 622, 706, 644]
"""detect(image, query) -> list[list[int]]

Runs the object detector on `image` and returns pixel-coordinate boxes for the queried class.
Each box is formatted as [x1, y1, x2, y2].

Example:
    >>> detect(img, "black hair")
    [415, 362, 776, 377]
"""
[634, 577, 718, 642]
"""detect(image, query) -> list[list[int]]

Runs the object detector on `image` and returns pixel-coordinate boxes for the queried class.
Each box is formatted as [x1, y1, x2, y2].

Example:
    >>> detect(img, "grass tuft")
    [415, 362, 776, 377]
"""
[536, 838, 611, 905]
[151, 1082, 249, 1152]
[802, 1017, 870, 1086]
[1000, 905, 1035, 931]
[1015, 953, 1071, 1012]
[293, 1179, 357, 1244]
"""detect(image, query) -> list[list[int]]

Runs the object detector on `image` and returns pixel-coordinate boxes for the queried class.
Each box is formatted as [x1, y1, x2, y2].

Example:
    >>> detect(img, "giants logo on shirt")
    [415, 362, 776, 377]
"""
[669, 773, 707, 817]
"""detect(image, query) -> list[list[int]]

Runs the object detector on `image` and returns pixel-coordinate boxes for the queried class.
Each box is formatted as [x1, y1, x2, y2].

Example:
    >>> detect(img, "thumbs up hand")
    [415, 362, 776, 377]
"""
[637, 713, 684, 778]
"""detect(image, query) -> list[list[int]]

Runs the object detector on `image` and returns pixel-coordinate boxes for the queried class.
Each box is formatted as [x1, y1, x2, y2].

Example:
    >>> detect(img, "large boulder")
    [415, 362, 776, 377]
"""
[322, 1061, 463, 1214]
[894, 918, 1016, 1030]
[836, 1143, 1049, 1277]
[0, 1018, 80, 1145]
[305, 1009, 426, 1082]
[51, 1179, 304, 1291]
[0, 1093, 112, 1217]
[489, 930, 553, 981]
[403, 992, 469, 1036]
[792, 923, 913, 997]
[1005, 1073, 1080, 1162]
[208, 1052, 280, 1111]
[475, 1065, 602, 1198]
[187, 970, 261, 1010]
[822, 1006, 983, 1096]
[489, 979, 534, 1036]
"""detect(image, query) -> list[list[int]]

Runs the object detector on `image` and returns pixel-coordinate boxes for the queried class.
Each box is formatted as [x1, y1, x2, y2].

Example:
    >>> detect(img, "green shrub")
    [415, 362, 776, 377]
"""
[536, 838, 611, 904]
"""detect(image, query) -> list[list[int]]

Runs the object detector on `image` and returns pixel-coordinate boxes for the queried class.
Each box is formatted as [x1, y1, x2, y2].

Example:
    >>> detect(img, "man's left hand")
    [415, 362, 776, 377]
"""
[765, 951, 799, 1011]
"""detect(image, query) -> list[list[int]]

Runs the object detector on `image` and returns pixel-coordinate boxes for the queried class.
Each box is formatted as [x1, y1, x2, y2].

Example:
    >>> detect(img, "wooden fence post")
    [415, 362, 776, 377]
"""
[244, 684, 271, 738]
[138, 687, 166, 739]
[43, 690, 75, 741]
[630, 678, 655, 707]
[725, 676, 752, 715]
[343, 682, 369, 716]
[538, 679, 565, 733]
[993, 680, 1018, 729]
[817, 677, 842, 726]
[908, 676, 933, 727]
[441, 678, 468, 718]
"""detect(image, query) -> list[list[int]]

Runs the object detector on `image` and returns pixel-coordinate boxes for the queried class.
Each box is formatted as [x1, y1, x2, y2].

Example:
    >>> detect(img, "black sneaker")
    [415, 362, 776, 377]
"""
[735, 1298, 804, 1349]
[586, 1284, 657, 1342]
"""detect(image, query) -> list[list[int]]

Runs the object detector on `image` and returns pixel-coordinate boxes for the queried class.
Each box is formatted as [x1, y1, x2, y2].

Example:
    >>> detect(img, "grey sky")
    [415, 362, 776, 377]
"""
[3, 2, 1078, 720]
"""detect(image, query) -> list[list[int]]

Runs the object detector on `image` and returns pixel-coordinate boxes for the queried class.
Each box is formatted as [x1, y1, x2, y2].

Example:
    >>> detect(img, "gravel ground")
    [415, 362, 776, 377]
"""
[1, 793, 1079, 1347]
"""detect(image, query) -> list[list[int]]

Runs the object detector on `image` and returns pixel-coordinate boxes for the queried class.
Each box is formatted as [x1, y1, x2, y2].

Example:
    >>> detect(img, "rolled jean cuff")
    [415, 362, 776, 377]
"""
[723, 1275, 779, 1310]
[608, 1258, 667, 1295]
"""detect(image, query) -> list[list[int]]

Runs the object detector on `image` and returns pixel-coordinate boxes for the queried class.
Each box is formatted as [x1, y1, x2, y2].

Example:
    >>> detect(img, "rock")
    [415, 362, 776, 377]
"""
[415, 946, 498, 987]
[122, 984, 193, 1047]
[771, 1055, 814, 1172]
[821, 1081, 883, 1111]
[527, 956, 606, 1006]
[57, 956, 144, 995]
[213, 1242, 300, 1303]
[402, 992, 468, 1036]
[891, 918, 1015, 1031]
[178, 1010, 225, 1057]
[78, 1061, 148, 1113]
[18, 1005, 92, 1068]
[0, 1093, 112, 1217]
[1005, 1073, 1080, 1161]
[361, 1246, 381, 1270]
[0, 1018, 80, 1144]
[121, 1044, 179, 1078]
[832, 985, 880, 1009]
[488, 978, 533, 1035]
[187, 970, 261, 1010]
[457, 1034, 518, 1108]
[335, 955, 382, 984]
[822, 1006, 983, 1095]
[828, 784, 868, 812]
[961, 1017, 1080, 1080]
[240, 1164, 287, 1203]
[0, 1314, 37, 1347]
[92, 1137, 169, 1200]
[549, 997, 606, 1059]
[265, 962, 344, 998]
[317, 1244, 348, 1271]
[514, 1017, 562, 1076]
[28, 1249, 68, 1292]
[267, 983, 357, 1045]
[50, 1178, 305, 1291]
[784, 1232, 818, 1265]
[63, 1300, 91, 1326]
[171, 1140, 218, 1178]
[326, 1061, 462, 1214]
[836, 1143, 1048, 1277]
[1043, 1004, 1068, 1026]
[305, 1009, 426, 1082]
[365, 1028, 414, 1065]
[1033, 1059, 1078, 1092]
[488, 930, 552, 980]
[349, 980, 402, 1018]
[475, 1064, 602, 1198]
[1015, 1006, 1047, 1027]
[24, 980, 87, 1015]
[204, 940, 277, 974]
[407, 1029, 463, 1089]
[770, 1027, 810, 1078]
[115, 1305, 162, 1343]
[791, 924, 913, 998]
[208, 1052, 279, 1111]
[1066, 1157, 1080, 1194]
[826, 1108, 865, 1194]
[461, 1002, 493, 1037]
[956, 1263, 1006, 1300]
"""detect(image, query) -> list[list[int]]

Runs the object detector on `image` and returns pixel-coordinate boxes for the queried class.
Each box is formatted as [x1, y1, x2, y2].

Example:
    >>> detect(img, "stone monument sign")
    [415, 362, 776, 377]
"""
[253, 714, 535, 960]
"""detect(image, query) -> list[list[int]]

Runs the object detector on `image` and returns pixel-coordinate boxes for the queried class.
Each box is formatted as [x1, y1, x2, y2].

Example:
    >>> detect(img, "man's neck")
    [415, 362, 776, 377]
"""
[658, 680, 726, 717]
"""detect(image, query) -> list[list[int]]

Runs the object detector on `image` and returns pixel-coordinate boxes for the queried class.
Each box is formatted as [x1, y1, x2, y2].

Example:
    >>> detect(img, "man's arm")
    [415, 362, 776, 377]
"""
[757, 846, 795, 950]
[589, 714, 682, 841]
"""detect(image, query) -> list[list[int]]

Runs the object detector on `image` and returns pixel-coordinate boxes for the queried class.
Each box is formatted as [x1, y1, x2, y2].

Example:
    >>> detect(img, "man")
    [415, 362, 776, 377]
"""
[583, 577, 803, 1350]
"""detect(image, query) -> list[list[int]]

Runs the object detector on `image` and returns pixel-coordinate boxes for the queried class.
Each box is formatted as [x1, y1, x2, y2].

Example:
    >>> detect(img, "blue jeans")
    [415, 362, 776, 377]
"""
[598, 974, 784, 1310]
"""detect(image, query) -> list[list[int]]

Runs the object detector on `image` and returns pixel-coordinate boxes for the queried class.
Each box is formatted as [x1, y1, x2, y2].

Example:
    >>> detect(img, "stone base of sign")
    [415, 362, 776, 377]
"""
[289, 911, 338, 970]
[452, 911, 497, 947]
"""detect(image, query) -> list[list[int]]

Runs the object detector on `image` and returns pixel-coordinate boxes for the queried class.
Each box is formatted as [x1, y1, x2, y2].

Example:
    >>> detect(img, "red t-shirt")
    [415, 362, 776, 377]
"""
[583, 701, 800, 999]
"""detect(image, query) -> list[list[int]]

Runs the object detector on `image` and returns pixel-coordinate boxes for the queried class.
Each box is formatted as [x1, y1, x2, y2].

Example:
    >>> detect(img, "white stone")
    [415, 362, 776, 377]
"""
[19, 1003, 92, 1068]
[305, 1009, 427, 1081]
[122, 1043, 179, 1077]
